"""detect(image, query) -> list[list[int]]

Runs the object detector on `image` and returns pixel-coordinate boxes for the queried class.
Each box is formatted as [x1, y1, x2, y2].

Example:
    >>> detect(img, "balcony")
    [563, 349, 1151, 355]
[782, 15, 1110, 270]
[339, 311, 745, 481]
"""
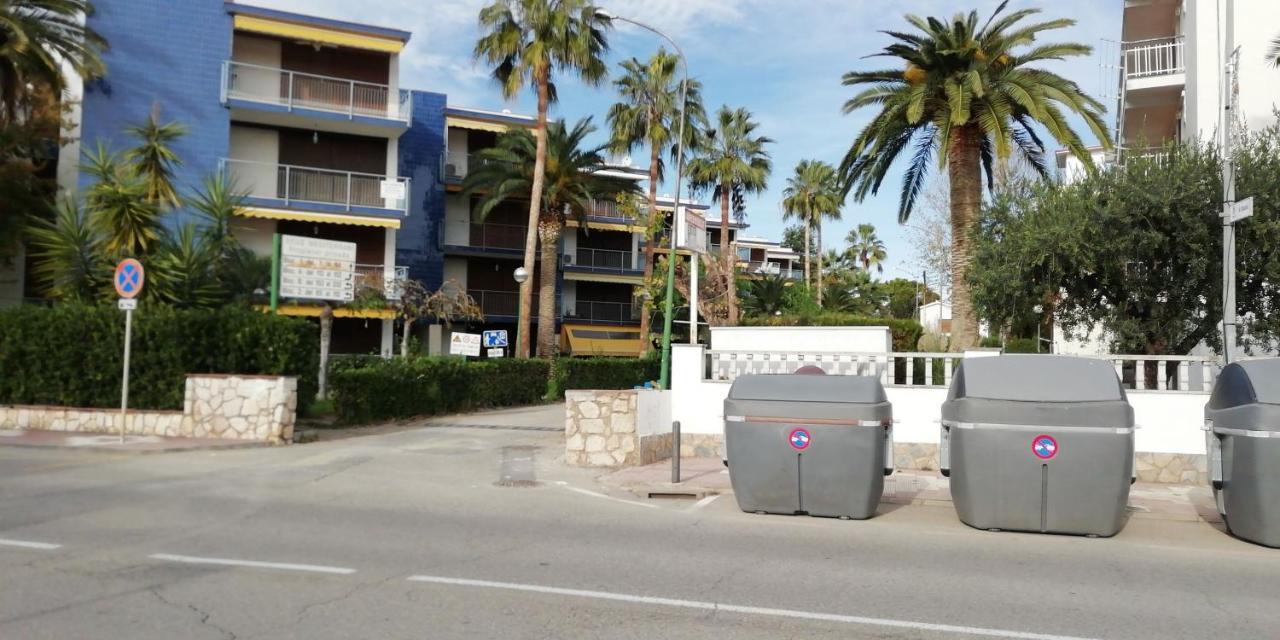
[567, 248, 642, 272]
[569, 300, 639, 324]
[222, 61, 411, 131]
[747, 261, 803, 280]
[439, 220, 527, 255]
[1122, 37, 1184, 89]
[441, 150, 513, 184]
[223, 158, 408, 216]
[467, 289, 541, 318]
[354, 264, 409, 301]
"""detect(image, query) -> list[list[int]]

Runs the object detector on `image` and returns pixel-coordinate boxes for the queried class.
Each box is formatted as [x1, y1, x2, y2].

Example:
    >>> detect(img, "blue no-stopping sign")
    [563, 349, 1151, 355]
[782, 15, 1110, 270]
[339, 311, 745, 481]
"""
[788, 428, 811, 451]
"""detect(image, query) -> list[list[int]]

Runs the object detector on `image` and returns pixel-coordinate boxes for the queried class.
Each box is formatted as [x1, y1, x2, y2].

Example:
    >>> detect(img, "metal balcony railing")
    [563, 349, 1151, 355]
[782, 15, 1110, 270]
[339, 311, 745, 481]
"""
[440, 220, 528, 251]
[222, 158, 409, 213]
[747, 262, 803, 280]
[571, 300, 639, 323]
[1123, 36, 1184, 79]
[569, 247, 640, 271]
[353, 264, 409, 301]
[222, 60, 411, 121]
[467, 289, 541, 317]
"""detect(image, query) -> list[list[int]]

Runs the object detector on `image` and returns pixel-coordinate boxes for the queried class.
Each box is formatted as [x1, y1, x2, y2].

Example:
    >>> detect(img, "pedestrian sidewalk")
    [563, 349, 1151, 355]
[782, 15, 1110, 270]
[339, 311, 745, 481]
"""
[600, 458, 1223, 524]
[0, 429, 271, 454]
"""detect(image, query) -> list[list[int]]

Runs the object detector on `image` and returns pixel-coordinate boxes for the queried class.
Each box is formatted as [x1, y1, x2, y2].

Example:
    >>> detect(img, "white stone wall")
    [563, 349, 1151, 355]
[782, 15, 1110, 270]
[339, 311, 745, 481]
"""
[0, 375, 297, 443]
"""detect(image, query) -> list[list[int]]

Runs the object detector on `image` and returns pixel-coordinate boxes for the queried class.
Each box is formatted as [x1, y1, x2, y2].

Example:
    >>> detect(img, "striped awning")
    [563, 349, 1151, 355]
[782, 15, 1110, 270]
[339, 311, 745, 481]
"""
[233, 15, 405, 53]
[446, 116, 513, 133]
[260, 305, 397, 320]
[561, 323, 644, 357]
[239, 207, 401, 230]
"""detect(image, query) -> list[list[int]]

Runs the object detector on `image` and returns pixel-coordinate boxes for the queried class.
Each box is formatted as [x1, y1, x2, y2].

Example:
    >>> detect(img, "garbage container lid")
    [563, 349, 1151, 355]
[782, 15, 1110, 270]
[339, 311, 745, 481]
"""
[727, 373, 887, 404]
[1206, 359, 1280, 432]
[949, 355, 1126, 403]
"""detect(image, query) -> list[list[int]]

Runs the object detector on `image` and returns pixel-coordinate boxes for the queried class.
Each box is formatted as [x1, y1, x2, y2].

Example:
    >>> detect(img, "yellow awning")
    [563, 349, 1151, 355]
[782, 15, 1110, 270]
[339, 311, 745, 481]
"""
[561, 323, 644, 357]
[233, 15, 404, 53]
[239, 207, 401, 229]
[566, 220, 645, 233]
[562, 271, 645, 285]
[260, 304, 397, 320]
[447, 116, 513, 133]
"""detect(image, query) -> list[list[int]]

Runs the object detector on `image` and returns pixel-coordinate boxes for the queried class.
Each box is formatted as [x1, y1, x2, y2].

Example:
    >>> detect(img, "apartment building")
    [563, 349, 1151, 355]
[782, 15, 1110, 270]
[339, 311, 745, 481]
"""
[1059, 0, 1280, 179]
[51, 0, 780, 357]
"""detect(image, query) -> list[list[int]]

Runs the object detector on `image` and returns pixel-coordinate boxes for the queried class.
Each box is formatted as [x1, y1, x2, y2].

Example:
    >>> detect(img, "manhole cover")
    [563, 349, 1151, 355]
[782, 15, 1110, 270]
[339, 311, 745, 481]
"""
[496, 445, 539, 487]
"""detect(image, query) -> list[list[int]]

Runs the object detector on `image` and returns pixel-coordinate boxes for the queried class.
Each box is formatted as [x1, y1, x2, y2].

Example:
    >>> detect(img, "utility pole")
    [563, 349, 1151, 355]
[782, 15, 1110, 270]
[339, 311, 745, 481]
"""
[1220, 1, 1239, 363]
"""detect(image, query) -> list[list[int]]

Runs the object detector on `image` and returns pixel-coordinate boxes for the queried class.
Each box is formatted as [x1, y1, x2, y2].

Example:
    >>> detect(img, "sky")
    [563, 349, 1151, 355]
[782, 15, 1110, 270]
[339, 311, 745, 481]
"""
[249, 0, 1123, 281]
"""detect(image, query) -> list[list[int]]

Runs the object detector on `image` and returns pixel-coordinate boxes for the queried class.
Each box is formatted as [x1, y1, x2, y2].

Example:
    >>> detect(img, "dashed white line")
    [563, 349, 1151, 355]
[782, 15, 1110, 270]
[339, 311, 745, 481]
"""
[686, 494, 723, 511]
[0, 538, 62, 550]
[404, 574, 1100, 640]
[148, 553, 355, 575]
[555, 484, 658, 509]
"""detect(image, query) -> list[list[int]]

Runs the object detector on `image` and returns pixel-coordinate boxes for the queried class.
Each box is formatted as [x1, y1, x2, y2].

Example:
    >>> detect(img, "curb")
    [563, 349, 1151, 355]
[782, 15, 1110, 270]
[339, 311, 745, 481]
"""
[0, 440, 274, 455]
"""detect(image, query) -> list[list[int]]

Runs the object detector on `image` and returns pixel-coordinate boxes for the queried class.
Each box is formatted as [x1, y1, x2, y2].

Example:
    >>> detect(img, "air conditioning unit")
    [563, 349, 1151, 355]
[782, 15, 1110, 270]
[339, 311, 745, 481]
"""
[562, 253, 574, 265]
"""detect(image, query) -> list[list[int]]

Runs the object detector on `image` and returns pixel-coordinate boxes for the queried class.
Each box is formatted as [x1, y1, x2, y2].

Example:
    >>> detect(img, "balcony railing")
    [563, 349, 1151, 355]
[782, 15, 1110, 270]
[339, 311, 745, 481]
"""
[441, 150, 515, 183]
[222, 158, 409, 213]
[571, 300, 639, 323]
[468, 289, 541, 317]
[222, 60, 411, 122]
[1123, 36, 1184, 79]
[441, 220, 527, 251]
[569, 247, 640, 271]
[354, 264, 409, 301]
[747, 262, 803, 280]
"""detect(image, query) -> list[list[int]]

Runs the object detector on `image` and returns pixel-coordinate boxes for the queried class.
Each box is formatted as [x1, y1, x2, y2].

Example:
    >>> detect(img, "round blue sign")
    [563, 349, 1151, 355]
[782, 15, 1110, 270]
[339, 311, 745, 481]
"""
[1032, 434, 1059, 460]
[788, 428, 811, 451]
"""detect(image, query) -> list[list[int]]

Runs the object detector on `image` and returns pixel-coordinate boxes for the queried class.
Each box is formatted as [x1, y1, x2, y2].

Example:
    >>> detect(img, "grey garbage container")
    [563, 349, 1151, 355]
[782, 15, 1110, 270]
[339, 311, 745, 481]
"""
[724, 374, 892, 519]
[1205, 359, 1280, 548]
[940, 355, 1135, 537]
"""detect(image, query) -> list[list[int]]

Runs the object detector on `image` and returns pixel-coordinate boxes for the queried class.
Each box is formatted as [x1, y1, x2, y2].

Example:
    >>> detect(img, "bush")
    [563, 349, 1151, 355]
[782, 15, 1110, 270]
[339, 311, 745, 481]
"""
[740, 313, 924, 352]
[330, 357, 550, 424]
[0, 303, 318, 412]
[546, 356, 661, 400]
[1004, 337, 1040, 353]
[978, 336, 1003, 348]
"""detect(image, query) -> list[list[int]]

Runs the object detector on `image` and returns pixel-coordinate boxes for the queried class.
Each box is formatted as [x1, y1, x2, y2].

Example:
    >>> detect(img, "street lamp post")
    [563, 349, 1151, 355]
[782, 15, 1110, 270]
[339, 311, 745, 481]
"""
[597, 9, 688, 391]
[513, 267, 529, 357]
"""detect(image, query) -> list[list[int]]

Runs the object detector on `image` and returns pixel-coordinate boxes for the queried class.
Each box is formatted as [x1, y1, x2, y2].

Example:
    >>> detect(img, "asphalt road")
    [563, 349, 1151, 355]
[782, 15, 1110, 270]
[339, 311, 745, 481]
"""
[2, 414, 1278, 640]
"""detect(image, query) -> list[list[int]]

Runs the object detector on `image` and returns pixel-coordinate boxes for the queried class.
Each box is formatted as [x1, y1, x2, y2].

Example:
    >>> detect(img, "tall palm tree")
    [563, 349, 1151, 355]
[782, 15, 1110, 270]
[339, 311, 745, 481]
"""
[474, 0, 611, 358]
[847, 223, 887, 274]
[606, 48, 706, 353]
[687, 106, 772, 325]
[463, 117, 639, 356]
[837, 1, 1110, 349]
[81, 141, 161, 258]
[1269, 33, 1280, 67]
[780, 160, 841, 293]
[125, 110, 186, 208]
[0, 0, 107, 122]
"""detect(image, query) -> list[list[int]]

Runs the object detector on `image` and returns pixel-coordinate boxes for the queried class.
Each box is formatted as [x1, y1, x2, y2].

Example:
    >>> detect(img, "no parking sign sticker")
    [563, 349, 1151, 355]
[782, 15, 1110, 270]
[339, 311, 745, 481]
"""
[788, 428, 811, 451]
[1032, 434, 1059, 460]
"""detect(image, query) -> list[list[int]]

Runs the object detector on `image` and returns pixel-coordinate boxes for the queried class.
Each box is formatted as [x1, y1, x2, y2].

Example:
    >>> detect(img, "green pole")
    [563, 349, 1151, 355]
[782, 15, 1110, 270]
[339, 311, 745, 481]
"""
[270, 232, 281, 313]
[658, 63, 689, 391]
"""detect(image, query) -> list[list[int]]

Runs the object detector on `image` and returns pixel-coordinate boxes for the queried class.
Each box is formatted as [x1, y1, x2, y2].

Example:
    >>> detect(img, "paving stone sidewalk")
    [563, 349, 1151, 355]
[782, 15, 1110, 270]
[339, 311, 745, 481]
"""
[601, 458, 1224, 524]
[0, 429, 271, 453]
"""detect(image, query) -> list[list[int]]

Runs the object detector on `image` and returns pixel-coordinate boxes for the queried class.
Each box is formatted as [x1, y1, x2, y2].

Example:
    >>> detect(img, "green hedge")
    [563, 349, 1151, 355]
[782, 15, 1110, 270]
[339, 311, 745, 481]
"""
[1005, 337, 1040, 353]
[330, 357, 551, 423]
[741, 313, 925, 352]
[0, 304, 318, 411]
[546, 356, 660, 400]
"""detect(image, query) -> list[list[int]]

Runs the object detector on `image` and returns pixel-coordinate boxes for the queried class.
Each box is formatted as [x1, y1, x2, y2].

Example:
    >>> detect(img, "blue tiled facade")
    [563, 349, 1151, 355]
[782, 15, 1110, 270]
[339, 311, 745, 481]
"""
[80, 0, 232, 225]
[396, 90, 448, 290]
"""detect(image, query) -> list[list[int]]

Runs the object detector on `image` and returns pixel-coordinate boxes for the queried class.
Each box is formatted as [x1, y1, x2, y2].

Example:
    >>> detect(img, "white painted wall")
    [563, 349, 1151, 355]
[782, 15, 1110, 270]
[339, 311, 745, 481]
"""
[443, 257, 467, 289]
[232, 217, 276, 257]
[711, 326, 892, 354]
[1183, 0, 1280, 142]
[231, 34, 283, 99]
[636, 389, 672, 438]
[444, 194, 470, 245]
[919, 301, 948, 335]
[561, 280, 577, 315]
[228, 125, 279, 198]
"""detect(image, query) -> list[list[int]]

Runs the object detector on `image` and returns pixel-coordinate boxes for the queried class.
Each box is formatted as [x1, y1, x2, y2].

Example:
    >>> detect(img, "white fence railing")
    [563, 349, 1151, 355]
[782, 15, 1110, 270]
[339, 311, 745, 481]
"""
[707, 350, 1221, 393]
[223, 61, 411, 121]
[222, 158, 409, 213]
[1123, 36, 1184, 79]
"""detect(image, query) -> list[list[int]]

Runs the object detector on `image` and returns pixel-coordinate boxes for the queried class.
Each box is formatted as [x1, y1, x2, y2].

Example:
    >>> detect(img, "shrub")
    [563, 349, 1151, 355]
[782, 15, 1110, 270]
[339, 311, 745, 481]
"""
[1005, 337, 1040, 353]
[0, 304, 318, 412]
[979, 336, 1003, 348]
[546, 356, 660, 400]
[329, 357, 550, 424]
[740, 313, 924, 352]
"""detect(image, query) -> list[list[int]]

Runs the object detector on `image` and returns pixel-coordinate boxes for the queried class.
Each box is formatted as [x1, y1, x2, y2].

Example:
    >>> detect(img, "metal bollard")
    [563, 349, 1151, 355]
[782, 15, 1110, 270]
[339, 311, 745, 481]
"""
[671, 421, 681, 484]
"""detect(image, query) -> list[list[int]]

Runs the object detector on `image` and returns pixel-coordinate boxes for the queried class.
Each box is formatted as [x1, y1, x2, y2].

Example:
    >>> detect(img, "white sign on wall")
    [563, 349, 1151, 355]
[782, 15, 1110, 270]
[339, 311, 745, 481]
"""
[280, 235, 357, 302]
[450, 332, 482, 357]
[675, 206, 707, 254]
[380, 180, 406, 202]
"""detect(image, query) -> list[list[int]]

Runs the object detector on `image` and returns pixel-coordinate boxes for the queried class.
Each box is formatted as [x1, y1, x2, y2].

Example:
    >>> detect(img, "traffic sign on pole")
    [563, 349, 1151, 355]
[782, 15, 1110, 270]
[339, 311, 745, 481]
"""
[113, 259, 144, 443]
[114, 259, 145, 299]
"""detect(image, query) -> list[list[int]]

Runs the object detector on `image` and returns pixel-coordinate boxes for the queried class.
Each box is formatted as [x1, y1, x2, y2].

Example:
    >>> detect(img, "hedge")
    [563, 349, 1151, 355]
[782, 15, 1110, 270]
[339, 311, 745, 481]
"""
[0, 304, 319, 412]
[546, 356, 660, 400]
[740, 313, 925, 352]
[330, 357, 551, 423]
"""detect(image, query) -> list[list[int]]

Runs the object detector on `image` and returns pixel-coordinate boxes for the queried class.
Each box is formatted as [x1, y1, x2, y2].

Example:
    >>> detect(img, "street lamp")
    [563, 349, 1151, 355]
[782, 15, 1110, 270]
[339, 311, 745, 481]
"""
[597, 9, 688, 391]
[513, 267, 529, 357]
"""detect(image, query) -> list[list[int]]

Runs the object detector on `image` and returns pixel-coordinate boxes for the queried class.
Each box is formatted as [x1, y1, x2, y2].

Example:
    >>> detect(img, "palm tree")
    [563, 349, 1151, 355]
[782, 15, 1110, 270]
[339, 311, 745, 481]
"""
[474, 0, 611, 358]
[463, 117, 639, 356]
[687, 106, 773, 325]
[150, 223, 221, 308]
[847, 223, 887, 274]
[837, 1, 1110, 349]
[0, 0, 107, 122]
[125, 111, 186, 208]
[780, 160, 841, 293]
[606, 48, 706, 353]
[742, 273, 789, 317]
[81, 142, 162, 258]
[1269, 33, 1280, 67]
[27, 196, 102, 301]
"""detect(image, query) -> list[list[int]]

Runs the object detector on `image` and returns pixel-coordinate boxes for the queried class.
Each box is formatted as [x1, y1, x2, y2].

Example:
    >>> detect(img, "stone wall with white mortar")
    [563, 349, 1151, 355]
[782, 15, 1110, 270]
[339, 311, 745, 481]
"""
[565, 389, 672, 467]
[0, 375, 297, 443]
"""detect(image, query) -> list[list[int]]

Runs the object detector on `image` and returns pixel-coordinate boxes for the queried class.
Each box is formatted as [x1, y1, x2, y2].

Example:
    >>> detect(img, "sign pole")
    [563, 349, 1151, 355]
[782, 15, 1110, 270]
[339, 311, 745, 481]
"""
[270, 232, 281, 313]
[119, 306, 133, 444]
[688, 250, 698, 344]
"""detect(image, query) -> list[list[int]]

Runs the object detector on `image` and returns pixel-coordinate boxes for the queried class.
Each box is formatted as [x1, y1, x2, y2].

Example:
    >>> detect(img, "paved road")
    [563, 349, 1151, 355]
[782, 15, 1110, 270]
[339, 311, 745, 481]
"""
[1, 415, 1277, 640]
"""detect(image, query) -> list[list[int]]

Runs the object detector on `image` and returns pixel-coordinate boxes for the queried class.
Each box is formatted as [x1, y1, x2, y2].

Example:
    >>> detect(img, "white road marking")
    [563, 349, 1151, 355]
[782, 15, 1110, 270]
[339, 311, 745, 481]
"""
[686, 494, 722, 511]
[148, 554, 355, 575]
[557, 485, 658, 509]
[0, 538, 62, 550]
[404, 575, 1101, 640]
